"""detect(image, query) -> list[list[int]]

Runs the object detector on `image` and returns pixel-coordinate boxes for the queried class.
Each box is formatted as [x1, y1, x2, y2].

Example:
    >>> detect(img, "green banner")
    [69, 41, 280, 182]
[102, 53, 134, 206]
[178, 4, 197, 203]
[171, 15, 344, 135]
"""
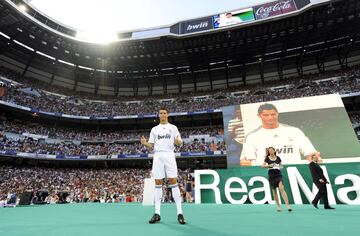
[195, 162, 360, 204]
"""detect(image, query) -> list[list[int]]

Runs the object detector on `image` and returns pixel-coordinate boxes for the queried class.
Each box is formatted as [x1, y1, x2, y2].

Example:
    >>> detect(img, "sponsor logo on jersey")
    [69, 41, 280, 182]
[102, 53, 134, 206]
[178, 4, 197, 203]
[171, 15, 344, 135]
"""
[158, 134, 171, 140]
[275, 145, 294, 154]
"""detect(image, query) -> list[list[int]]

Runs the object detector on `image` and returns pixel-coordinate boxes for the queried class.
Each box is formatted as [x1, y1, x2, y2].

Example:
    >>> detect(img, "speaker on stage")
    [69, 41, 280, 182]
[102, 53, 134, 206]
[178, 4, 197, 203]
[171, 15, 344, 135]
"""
[19, 192, 33, 205]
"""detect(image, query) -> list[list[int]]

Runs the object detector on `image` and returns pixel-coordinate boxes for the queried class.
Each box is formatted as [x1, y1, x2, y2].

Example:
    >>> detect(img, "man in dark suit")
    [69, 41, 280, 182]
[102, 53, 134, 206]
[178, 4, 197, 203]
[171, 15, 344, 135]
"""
[309, 155, 335, 209]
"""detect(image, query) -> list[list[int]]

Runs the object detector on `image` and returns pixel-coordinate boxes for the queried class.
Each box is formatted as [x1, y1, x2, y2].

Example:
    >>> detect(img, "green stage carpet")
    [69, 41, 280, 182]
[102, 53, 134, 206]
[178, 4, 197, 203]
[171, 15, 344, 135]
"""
[0, 203, 358, 236]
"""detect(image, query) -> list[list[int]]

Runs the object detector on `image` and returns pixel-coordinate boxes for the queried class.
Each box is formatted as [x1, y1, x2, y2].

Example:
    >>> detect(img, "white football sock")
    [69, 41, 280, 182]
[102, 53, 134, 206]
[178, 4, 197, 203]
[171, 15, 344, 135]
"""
[154, 185, 162, 215]
[171, 185, 183, 215]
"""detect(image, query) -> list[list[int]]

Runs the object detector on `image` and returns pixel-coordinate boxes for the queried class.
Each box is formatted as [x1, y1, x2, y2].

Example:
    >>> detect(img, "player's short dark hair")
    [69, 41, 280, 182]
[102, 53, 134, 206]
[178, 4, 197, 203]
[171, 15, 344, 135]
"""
[159, 107, 169, 113]
[258, 103, 278, 115]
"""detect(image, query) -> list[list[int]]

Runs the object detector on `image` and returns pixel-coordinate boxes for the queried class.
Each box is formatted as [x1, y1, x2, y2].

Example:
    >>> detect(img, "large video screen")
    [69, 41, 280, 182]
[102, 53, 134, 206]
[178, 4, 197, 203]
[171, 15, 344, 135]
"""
[223, 94, 360, 167]
[213, 8, 255, 28]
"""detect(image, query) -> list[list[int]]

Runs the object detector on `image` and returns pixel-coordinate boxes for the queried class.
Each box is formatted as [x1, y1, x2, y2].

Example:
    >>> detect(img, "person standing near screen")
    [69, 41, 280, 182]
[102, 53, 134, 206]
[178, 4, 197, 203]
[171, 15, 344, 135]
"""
[262, 147, 292, 212]
[141, 107, 186, 224]
[240, 103, 321, 166]
[309, 154, 335, 210]
[185, 173, 193, 203]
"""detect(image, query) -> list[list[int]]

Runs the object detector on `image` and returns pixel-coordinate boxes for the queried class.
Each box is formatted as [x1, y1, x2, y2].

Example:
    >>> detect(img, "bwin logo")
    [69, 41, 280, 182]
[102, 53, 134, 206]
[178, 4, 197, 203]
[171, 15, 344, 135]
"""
[275, 146, 294, 154]
[158, 134, 171, 140]
[187, 22, 208, 31]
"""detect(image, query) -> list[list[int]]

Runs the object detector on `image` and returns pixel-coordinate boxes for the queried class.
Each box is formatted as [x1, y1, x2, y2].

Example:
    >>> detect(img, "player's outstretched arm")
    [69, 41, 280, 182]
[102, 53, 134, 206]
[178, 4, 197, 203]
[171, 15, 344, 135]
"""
[141, 136, 153, 149]
[174, 135, 183, 146]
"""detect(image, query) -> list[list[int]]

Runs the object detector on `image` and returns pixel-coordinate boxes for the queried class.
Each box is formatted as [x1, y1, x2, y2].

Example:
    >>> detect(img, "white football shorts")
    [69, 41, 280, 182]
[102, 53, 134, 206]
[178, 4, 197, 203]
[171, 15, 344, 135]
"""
[152, 152, 178, 179]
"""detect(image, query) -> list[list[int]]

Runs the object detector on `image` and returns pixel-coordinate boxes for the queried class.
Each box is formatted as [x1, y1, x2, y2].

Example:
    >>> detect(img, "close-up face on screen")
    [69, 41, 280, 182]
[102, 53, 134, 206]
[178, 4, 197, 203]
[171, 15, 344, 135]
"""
[223, 94, 360, 167]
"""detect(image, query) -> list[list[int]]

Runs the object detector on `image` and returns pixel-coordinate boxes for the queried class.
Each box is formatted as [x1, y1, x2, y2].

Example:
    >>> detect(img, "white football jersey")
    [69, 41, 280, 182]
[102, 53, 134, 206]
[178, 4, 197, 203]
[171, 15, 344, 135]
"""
[240, 123, 316, 165]
[148, 123, 181, 153]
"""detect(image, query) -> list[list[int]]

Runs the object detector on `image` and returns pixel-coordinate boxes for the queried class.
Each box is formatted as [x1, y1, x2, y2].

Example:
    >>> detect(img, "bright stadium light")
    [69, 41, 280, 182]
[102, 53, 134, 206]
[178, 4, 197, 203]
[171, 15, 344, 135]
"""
[18, 4, 27, 12]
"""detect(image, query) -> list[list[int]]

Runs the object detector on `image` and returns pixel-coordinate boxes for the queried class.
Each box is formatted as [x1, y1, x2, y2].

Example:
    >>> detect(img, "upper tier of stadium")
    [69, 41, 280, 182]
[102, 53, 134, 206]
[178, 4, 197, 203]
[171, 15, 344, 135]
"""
[1, 0, 358, 97]
[1, 65, 359, 118]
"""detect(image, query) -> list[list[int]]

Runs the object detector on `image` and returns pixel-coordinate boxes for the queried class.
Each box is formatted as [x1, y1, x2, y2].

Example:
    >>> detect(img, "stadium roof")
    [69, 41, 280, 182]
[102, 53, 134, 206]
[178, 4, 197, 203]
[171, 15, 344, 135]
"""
[0, 0, 359, 96]
[24, 0, 270, 38]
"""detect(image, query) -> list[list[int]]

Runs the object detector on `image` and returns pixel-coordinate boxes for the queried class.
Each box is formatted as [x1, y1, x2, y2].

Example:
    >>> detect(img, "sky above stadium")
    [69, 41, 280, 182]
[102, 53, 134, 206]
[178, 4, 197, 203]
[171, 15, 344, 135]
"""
[26, 0, 270, 32]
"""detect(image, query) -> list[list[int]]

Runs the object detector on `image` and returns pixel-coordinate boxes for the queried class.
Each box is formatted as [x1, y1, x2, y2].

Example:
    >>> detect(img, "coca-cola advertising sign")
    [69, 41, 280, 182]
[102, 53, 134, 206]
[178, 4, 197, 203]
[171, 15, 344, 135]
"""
[254, 0, 297, 20]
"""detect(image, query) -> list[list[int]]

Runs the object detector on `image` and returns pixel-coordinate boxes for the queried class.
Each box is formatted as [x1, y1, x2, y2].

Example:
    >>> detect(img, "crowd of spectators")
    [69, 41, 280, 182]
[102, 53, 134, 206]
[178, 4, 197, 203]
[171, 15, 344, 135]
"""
[1, 66, 359, 207]
[0, 138, 226, 156]
[1, 66, 360, 117]
[1, 119, 221, 141]
[349, 112, 360, 124]
[0, 165, 191, 205]
[0, 134, 225, 156]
